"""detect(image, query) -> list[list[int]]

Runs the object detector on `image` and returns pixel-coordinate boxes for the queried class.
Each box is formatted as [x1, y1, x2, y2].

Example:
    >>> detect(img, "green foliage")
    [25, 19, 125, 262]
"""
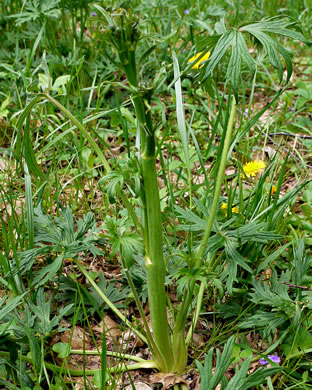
[27, 288, 72, 337]
[196, 16, 310, 100]
[89, 273, 130, 313]
[238, 240, 312, 360]
[8, 0, 61, 25]
[7, 205, 104, 287]
[176, 201, 283, 293]
[101, 214, 144, 267]
[0, 0, 311, 387]
[196, 336, 281, 389]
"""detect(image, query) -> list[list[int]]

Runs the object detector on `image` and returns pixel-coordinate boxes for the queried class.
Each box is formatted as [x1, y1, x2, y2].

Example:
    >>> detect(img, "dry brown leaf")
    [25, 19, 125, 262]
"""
[61, 326, 92, 350]
[93, 315, 121, 339]
[264, 145, 276, 159]
[192, 332, 204, 347]
[225, 168, 235, 176]
[0, 157, 15, 172]
[0, 199, 24, 223]
[125, 382, 152, 390]
[150, 373, 189, 389]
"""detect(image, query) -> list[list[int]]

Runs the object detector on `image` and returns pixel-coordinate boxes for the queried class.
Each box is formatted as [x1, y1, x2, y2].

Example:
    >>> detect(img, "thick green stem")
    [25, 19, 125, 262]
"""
[122, 44, 174, 372]
[125, 43, 173, 372]
[141, 134, 174, 372]
[174, 96, 237, 342]
[126, 61, 175, 370]
[124, 49, 138, 87]
[120, 255, 165, 365]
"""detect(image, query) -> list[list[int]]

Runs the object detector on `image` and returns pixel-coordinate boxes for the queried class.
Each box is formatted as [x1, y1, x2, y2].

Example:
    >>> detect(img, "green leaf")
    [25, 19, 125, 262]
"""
[257, 241, 293, 273]
[31, 255, 63, 288]
[0, 293, 27, 320]
[89, 273, 130, 310]
[202, 30, 234, 80]
[24, 161, 34, 249]
[52, 342, 71, 358]
[173, 52, 191, 178]
[28, 331, 41, 375]
[196, 16, 310, 100]
[225, 31, 242, 101]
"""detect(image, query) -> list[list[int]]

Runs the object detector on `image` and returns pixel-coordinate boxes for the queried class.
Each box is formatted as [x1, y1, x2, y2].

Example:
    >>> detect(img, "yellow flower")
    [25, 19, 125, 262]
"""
[232, 206, 239, 214]
[188, 52, 210, 69]
[267, 185, 277, 195]
[271, 185, 277, 195]
[242, 160, 266, 178]
[221, 203, 239, 216]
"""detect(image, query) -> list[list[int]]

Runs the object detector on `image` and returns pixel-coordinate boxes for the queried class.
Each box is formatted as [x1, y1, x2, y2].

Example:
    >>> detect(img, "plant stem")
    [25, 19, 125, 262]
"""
[125, 55, 175, 370]
[0, 351, 157, 375]
[141, 133, 174, 372]
[196, 97, 237, 264]
[185, 281, 205, 346]
[120, 255, 165, 365]
[70, 350, 146, 362]
[174, 96, 237, 342]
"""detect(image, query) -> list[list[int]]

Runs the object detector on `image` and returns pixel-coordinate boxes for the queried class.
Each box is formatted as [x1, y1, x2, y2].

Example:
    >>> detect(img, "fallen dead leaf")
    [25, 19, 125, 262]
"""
[120, 329, 144, 349]
[0, 157, 15, 172]
[0, 199, 24, 223]
[150, 373, 189, 389]
[225, 168, 236, 176]
[125, 382, 152, 390]
[93, 315, 122, 340]
[61, 325, 92, 350]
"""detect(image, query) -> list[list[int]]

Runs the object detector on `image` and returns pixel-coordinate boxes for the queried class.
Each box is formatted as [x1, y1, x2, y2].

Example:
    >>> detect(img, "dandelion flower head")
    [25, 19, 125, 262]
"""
[242, 160, 266, 178]
[188, 52, 210, 69]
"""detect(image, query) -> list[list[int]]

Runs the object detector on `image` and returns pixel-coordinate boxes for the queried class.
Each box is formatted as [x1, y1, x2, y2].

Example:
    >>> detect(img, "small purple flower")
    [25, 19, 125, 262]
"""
[91, 12, 97, 16]
[289, 107, 294, 112]
[259, 354, 281, 366]
[184, 9, 190, 15]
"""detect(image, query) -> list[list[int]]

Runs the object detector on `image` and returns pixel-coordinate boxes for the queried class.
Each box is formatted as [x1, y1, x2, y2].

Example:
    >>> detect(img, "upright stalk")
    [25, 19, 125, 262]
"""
[98, 8, 176, 370]
[141, 133, 174, 372]
[174, 96, 237, 342]
[118, 25, 174, 369]
[196, 96, 237, 265]
[119, 254, 165, 367]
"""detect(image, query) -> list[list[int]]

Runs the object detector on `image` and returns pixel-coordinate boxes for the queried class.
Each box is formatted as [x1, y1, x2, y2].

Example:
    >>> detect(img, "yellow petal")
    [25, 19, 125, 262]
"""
[188, 52, 210, 69]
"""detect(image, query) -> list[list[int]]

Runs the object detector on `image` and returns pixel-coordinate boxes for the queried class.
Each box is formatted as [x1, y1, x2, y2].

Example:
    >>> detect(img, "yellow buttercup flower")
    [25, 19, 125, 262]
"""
[188, 52, 210, 69]
[221, 203, 239, 216]
[242, 160, 266, 178]
[267, 185, 277, 195]
[271, 185, 277, 195]
[232, 206, 239, 214]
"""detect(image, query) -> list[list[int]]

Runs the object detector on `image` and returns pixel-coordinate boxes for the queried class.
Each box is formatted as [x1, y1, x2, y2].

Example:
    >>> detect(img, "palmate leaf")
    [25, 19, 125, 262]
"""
[239, 311, 286, 339]
[6, 206, 105, 283]
[195, 16, 311, 101]
[89, 273, 130, 311]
